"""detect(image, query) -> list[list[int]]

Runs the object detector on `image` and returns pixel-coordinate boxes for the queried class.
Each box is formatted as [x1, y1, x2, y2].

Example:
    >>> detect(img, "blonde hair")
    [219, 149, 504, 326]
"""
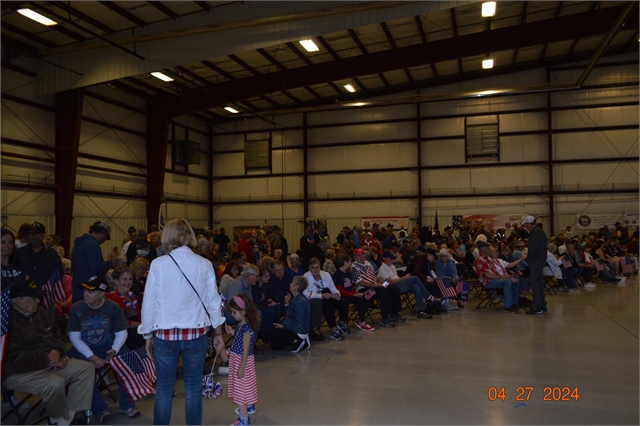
[161, 218, 197, 253]
[130, 256, 150, 272]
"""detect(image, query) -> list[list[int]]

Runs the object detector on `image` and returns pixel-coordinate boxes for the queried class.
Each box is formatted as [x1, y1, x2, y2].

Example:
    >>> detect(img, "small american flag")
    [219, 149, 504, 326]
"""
[561, 256, 573, 268]
[364, 288, 376, 300]
[110, 347, 156, 401]
[1, 287, 11, 373]
[594, 258, 604, 272]
[452, 216, 464, 230]
[40, 267, 66, 309]
[621, 257, 634, 274]
[436, 278, 457, 299]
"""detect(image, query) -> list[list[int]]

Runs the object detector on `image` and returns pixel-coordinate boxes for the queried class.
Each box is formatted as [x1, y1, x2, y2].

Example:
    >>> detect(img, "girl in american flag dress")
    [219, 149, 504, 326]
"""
[225, 295, 259, 426]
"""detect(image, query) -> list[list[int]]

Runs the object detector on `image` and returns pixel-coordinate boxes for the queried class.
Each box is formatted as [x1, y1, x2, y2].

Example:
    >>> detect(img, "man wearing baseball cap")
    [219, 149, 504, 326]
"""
[15, 222, 64, 299]
[3, 280, 95, 426]
[520, 216, 548, 315]
[67, 276, 139, 422]
[71, 221, 115, 303]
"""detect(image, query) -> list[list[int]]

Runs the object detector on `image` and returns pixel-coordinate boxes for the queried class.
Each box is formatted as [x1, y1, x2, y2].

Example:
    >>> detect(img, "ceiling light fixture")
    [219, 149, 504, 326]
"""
[344, 84, 356, 93]
[299, 39, 319, 52]
[17, 8, 57, 26]
[481, 2, 496, 17]
[224, 106, 239, 114]
[482, 59, 494, 69]
[150, 72, 174, 82]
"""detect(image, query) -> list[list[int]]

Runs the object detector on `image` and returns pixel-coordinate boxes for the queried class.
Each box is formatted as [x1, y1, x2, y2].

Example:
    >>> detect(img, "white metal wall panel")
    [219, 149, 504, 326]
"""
[554, 163, 638, 189]
[308, 142, 417, 172]
[309, 171, 417, 200]
[423, 166, 548, 193]
[214, 204, 303, 222]
[554, 129, 639, 161]
[212, 177, 304, 202]
[499, 112, 546, 133]
[308, 122, 415, 145]
[422, 118, 464, 138]
[272, 150, 304, 174]
[552, 86, 639, 107]
[308, 104, 415, 126]
[310, 199, 418, 219]
[552, 105, 639, 129]
[213, 134, 245, 152]
[500, 135, 547, 163]
[422, 139, 465, 166]
[2, 100, 55, 144]
[2, 214, 56, 237]
[166, 203, 209, 226]
[554, 193, 639, 215]
[272, 130, 304, 148]
[212, 152, 244, 177]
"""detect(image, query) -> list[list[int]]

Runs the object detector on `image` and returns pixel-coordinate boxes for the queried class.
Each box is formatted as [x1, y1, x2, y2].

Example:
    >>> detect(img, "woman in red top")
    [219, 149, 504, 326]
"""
[106, 268, 144, 348]
[237, 230, 254, 264]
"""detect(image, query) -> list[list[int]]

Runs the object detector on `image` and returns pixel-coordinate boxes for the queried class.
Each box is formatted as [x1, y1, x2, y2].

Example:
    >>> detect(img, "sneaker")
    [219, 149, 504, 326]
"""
[416, 310, 432, 319]
[119, 408, 140, 418]
[218, 361, 229, 376]
[379, 317, 395, 328]
[584, 282, 596, 289]
[329, 329, 345, 341]
[336, 321, 351, 335]
[2, 395, 32, 410]
[389, 313, 406, 322]
[526, 308, 544, 315]
[503, 307, 519, 313]
[290, 338, 306, 353]
[99, 410, 112, 424]
[445, 302, 459, 311]
[234, 405, 256, 415]
[231, 415, 250, 426]
[355, 321, 375, 331]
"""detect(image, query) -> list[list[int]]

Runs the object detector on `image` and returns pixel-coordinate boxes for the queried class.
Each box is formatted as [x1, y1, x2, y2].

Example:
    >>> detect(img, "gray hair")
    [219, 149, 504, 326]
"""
[241, 265, 259, 278]
[292, 275, 308, 292]
[318, 238, 331, 249]
[547, 243, 557, 252]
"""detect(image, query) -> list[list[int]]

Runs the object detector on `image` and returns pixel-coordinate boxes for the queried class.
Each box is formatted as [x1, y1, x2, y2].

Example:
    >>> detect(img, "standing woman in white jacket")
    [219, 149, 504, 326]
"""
[138, 218, 225, 425]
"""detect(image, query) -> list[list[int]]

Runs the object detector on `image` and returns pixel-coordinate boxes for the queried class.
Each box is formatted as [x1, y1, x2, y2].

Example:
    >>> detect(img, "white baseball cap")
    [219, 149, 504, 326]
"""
[520, 215, 536, 225]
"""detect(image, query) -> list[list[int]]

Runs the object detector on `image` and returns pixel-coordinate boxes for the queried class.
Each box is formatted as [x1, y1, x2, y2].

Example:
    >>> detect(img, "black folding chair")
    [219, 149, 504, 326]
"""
[1, 385, 48, 425]
[400, 292, 417, 314]
[475, 288, 504, 311]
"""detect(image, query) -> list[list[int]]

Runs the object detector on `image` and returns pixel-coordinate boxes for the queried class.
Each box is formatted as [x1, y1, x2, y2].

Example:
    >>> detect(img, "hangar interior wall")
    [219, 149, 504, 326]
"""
[2, 52, 638, 256]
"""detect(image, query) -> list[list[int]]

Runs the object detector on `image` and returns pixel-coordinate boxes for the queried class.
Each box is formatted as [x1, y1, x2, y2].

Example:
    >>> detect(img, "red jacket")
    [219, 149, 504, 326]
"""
[237, 239, 254, 264]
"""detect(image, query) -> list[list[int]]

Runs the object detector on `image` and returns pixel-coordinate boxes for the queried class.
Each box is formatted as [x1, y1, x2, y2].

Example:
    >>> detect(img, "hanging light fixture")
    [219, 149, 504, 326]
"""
[150, 72, 174, 82]
[482, 59, 494, 69]
[224, 106, 239, 114]
[299, 39, 319, 52]
[17, 8, 57, 26]
[481, 2, 496, 17]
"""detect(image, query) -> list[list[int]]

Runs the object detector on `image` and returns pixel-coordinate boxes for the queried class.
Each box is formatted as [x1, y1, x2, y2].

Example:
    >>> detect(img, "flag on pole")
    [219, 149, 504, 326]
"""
[621, 257, 634, 274]
[110, 347, 156, 401]
[40, 266, 66, 309]
[158, 204, 165, 232]
[452, 215, 463, 230]
[436, 278, 457, 299]
[434, 211, 439, 231]
[1, 286, 11, 373]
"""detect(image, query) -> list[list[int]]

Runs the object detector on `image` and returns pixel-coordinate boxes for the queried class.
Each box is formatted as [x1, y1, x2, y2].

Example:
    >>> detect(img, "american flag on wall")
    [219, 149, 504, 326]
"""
[452, 216, 464, 230]
[40, 267, 66, 309]
[436, 278, 457, 299]
[621, 257, 634, 274]
[1, 287, 11, 373]
[110, 347, 156, 401]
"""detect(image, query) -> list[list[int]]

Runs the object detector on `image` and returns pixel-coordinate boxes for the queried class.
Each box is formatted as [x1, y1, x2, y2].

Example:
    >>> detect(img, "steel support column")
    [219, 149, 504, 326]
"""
[416, 98, 423, 227]
[147, 102, 170, 228]
[546, 67, 555, 236]
[303, 113, 309, 220]
[55, 88, 84, 255]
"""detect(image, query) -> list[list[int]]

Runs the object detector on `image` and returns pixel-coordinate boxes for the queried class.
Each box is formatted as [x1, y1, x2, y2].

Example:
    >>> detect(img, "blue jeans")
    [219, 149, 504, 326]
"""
[67, 345, 135, 416]
[485, 279, 520, 308]
[153, 334, 208, 425]
[561, 267, 580, 289]
[395, 276, 431, 311]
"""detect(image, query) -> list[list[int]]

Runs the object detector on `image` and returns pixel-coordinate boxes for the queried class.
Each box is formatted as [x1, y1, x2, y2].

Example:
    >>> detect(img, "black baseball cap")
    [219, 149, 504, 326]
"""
[27, 222, 46, 234]
[11, 280, 44, 299]
[79, 275, 108, 292]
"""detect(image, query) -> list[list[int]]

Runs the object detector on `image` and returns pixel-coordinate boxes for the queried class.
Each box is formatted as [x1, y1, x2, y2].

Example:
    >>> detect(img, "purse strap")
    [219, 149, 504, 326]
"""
[168, 253, 211, 321]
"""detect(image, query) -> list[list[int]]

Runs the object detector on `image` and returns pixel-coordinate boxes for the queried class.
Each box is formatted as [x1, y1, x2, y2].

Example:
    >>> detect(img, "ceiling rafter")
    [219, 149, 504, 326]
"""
[1, 35, 41, 57]
[98, 1, 146, 28]
[280, 90, 301, 104]
[124, 76, 167, 95]
[414, 15, 437, 79]
[49, 1, 115, 35]
[316, 35, 340, 60]
[228, 54, 261, 76]
[450, 9, 463, 76]
[256, 48, 286, 71]
[512, 2, 528, 66]
[2, 22, 56, 48]
[540, 1, 564, 61]
[348, 28, 368, 55]
[201, 60, 235, 81]
[195, 1, 211, 12]
[149, 2, 178, 20]
[381, 21, 413, 85]
[106, 81, 148, 99]
[285, 42, 313, 66]
[327, 82, 344, 96]
[378, 73, 391, 89]
[352, 77, 367, 92]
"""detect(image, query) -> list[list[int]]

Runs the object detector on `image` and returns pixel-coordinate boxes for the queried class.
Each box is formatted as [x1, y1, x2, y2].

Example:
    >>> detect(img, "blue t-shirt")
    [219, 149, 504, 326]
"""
[67, 299, 127, 349]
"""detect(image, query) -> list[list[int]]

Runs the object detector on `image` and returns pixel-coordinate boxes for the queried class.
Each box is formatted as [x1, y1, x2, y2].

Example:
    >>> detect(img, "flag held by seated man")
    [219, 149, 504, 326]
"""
[436, 278, 457, 299]
[110, 347, 156, 401]
[621, 257, 634, 274]
[40, 266, 66, 309]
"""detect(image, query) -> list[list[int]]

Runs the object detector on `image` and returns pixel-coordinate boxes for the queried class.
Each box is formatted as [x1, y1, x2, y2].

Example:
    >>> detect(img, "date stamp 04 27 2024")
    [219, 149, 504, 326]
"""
[488, 387, 580, 402]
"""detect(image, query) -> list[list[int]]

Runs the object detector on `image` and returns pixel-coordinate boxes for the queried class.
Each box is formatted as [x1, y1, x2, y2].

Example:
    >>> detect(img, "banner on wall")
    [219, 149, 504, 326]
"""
[575, 213, 622, 230]
[453, 214, 523, 230]
[362, 216, 409, 231]
[622, 212, 639, 227]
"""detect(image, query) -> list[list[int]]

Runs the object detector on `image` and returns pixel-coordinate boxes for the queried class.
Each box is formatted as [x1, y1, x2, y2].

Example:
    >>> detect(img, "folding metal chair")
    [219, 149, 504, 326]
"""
[1, 385, 48, 425]
[475, 288, 504, 311]
[95, 366, 118, 404]
[400, 292, 417, 314]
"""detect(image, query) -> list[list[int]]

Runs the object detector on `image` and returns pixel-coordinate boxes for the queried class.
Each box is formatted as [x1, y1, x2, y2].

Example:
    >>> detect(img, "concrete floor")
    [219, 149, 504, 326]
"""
[4, 276, 638, 425]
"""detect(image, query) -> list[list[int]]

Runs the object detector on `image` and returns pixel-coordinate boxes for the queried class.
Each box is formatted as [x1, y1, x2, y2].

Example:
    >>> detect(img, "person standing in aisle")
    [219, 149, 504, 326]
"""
[522, 216, 547, 315]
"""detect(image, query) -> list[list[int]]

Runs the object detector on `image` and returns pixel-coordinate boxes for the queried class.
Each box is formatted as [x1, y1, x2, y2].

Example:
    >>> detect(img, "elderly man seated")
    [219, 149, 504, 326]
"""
[378, 251, 437, 319]
[473, 242, 523, 313]
[3, 280, 94, 426]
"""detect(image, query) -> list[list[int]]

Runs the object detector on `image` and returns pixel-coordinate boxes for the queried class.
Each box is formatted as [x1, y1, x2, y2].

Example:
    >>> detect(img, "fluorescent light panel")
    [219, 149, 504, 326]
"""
[17, 8, 57, 26]
[150, 72, 174, 82]
[224, 106, 239, 114]
[482, 59, 494, 69]
[299, 39, 319, 52]
[344, 84, 356, 93]
[481, 2, 496, 17]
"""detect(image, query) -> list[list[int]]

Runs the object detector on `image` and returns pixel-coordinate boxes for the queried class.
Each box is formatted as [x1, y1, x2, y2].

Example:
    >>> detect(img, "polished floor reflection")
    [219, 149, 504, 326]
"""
[4, 277, 638, 425]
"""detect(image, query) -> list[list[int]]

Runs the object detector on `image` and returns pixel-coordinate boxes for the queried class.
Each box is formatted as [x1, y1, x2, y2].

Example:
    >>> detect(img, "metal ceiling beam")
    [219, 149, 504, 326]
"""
[2, 61, 37, 77]
[281, 90, 301, 104]
[540, 1, 564, 61]
[48, 1, 115, 35]
[382, 21, 413, 85]
[149, 1, 178, 20]
[256, 48, 287, 71]
[124, 76, 166, 95]
[159, 5, 636, 117]
[1, 22, 56, 48]
[195, 1, 211, 12]
[106, 81, 148, 99]
[328, 82, 343, 96]
[348, 29, 368, 55]
[404, 69, 414, 84]
[285, 42, 313, 66]
[228, 54, 260, 76]
[512, 2, 528, 66]
[201, 60, 235, 80]
[450, 8, 463, 76]
[316, 35, 340, 60]
[1, 35, 41, 57]
[98, 1, 146, 27]
[352, 77, 367, 92]
[378, 73, 391, 89]
[305, 86, 322, 100]
[414, 16, 427, 43]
